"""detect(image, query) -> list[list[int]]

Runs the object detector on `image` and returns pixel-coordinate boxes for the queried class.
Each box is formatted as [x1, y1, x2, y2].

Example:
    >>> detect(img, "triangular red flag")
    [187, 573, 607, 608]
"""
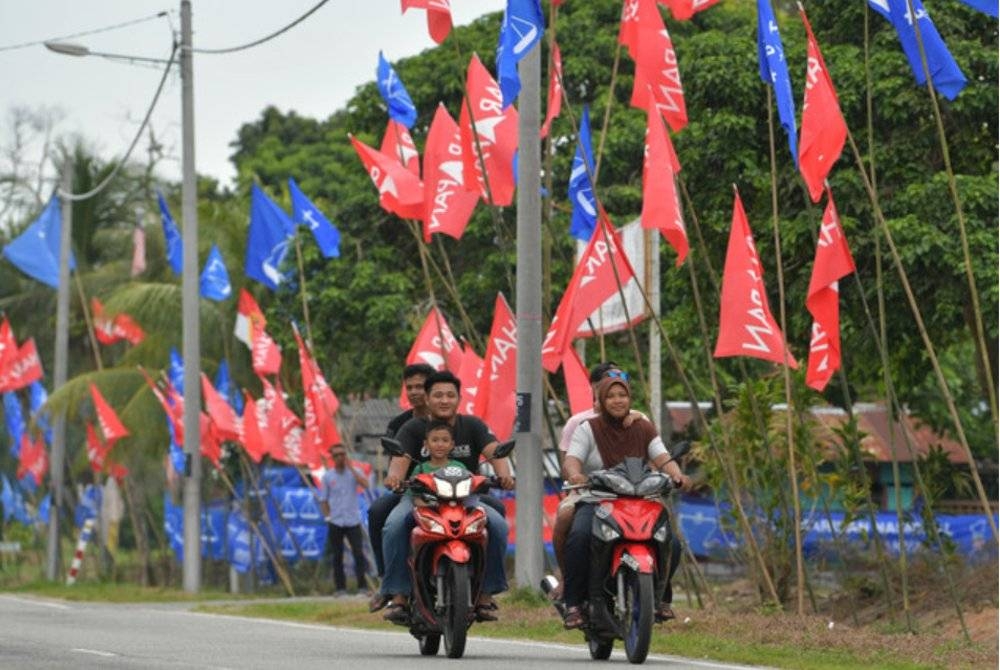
[294, 328, 341, 451]
[0, 338, 43, 393]
[89, 382, 130, 445]
[17, 433, 48, 485]
[540, 41, 563, 139]
[350, 134, 424, 219]
[641, 104, 688, 265]
[0, 318, 16, 372]
[475, 293, 518, 440]
[561, 347, 593, 416]
[713, 192, 798, 367]
[91, 297, 121, 345]
[456, 343, 485, 418]
[399, 305, 463, 409]
[618, 0, 644, 58]
[201, 373, 241, 443]
[459, 54, 519, 207]
[234, 288, 265, 348]
[251, 319, 282, 377]
[140, 367, 184, 445]
[805, 188, 855, 391]
[401, 0, 452, 44]
[113, 313, 145, 345]
[239, 391, 268, 463]
[659, 0, 721, 20]
[380, 119, 421, 177]
[200, 412, 222, 469]
[542, 209, 639, 372]
[423, 104, 479, 242]
[798, 9, 847, 203]
[260, 377, 301, 462]
[85, 422, 110, 473]
[630, 1, 688, 132]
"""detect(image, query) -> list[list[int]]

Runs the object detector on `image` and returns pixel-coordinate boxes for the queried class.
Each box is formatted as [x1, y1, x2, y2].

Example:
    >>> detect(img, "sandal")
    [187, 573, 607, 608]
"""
[475, 595, 499, 621]
[368, 592, 390, 613]
[655, 602, 676, 622]
[563, 605, 585, 629]
[383, 601, 409, 624]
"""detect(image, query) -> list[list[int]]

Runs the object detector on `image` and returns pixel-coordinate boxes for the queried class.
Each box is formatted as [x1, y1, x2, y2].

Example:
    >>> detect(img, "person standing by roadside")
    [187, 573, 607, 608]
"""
[320, 444, 370, 594]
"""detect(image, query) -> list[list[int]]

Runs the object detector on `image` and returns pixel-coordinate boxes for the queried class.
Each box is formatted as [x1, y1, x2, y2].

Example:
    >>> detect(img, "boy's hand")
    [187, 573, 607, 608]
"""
[496, 475, 515, 490]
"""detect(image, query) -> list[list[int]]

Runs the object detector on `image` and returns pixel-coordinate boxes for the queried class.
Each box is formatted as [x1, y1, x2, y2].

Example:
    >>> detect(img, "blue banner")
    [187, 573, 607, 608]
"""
[568, 106, 597, 242]
[245, 185, 295, 291]
[2, 197, 75, 289]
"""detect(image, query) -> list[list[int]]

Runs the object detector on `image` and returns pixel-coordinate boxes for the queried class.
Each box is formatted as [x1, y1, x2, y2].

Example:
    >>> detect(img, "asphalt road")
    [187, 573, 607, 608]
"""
[0, 594, 766, 669]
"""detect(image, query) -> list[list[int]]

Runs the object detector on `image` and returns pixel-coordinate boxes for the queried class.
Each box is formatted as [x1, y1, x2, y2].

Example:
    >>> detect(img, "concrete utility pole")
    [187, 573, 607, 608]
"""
[45, 165, 73, 581]
[514, 41, 544, 591]
[180, 0, 202, 593]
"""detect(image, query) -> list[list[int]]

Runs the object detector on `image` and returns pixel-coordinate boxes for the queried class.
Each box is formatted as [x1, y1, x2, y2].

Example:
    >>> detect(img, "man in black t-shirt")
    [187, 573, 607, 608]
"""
[379, 371, 513, 622]
[366, 363, 434, 612]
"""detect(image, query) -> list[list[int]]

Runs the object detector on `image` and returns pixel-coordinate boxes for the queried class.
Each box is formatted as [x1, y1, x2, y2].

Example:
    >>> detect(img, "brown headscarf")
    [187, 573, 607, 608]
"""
[587, 376, 658, 468]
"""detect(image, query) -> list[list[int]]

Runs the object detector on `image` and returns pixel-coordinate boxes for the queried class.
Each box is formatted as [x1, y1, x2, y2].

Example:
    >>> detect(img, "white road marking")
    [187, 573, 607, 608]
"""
[71, 648, 117, 657]
[0, 595, 71, 610]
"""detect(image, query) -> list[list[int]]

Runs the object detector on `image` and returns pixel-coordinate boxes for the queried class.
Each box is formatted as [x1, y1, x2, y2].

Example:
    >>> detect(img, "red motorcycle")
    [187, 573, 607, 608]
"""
[543, 443, 688, 665]
[381, 437, 514, 659]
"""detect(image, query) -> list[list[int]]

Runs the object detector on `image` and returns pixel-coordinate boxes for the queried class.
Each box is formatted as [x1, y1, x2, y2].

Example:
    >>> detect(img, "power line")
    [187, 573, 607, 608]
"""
[0, 12, 169, 53]
[59, 44, 178, 202]
[191, 0, 330, 54]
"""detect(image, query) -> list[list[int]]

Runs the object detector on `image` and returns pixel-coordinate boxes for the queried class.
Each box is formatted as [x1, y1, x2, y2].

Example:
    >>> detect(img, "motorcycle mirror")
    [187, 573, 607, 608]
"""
[491, 439, 516, 460]
[668, 440, 691, 462]
[380, 437, 406, 457]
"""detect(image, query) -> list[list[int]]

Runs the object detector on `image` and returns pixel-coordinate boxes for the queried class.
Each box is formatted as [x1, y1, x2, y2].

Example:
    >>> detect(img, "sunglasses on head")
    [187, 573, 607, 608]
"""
[604, 369, 629, 381]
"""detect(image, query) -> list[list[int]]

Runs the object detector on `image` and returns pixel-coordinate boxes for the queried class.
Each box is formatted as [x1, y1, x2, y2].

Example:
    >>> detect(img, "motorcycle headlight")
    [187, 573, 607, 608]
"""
[454, 478, 472, 499]
[464, 515, 487, 535]
[416, 510, 446, 535]
[434, 478, 454, 498]
[593, 471, 635, 496]
[635, 472, 670, 497]
[595, 520, 621, 542]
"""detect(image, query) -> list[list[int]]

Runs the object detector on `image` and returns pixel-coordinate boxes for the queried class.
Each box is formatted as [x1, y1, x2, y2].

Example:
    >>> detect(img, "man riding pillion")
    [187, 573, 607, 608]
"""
[379, 370, 514, 622]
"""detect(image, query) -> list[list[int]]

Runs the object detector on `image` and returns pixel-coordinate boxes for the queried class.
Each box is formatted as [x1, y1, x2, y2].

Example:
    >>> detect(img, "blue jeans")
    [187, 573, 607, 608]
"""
[380, 496, 509, 597]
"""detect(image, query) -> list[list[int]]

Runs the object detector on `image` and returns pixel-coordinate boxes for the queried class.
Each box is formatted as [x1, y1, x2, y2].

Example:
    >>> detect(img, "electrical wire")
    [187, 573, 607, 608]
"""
[58, 43, 177, 202]
[0, 12, 169, 52]
[190, 0, 330, 54]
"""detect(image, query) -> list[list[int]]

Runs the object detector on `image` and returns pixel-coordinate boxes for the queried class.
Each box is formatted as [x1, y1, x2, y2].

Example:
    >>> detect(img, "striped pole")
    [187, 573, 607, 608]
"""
[66, 517, 96, 585]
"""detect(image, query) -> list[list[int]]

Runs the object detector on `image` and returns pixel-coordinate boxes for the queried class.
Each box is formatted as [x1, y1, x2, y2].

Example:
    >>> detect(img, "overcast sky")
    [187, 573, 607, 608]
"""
[1, 1, 505, 188]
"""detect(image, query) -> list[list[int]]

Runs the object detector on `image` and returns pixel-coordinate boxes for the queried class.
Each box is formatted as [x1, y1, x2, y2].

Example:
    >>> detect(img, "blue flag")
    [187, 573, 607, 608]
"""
[289, 178, 341, 259]
[376, 51, 418, 128]
[169, 347, 185, 394]
[3, 392, 25, 458]
[213, 360, 244, 415]
[957, 0, 998, 17]
[2, 197, 75, 289]
[199, 244, 232, 301]
[28, 381, 53, 446]
[158, 192, 183, 275]
[37, 493, 51, 525]
[757, 0, 798, 165]
[568, 106, 598, 242]
[869, 0, 966, 100]
[246, 185, 295, 291]
[1, 475, 30, 525]
[167, 417, 186, 475]
[495, 0, 545, 107]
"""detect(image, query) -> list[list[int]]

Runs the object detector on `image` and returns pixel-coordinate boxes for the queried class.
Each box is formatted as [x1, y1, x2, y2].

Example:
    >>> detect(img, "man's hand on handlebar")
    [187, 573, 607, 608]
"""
[568, 473, 588, 486]
[496, 475, 515, 491]
[384, 475, 403, 491]
[672, 474, 692, 492]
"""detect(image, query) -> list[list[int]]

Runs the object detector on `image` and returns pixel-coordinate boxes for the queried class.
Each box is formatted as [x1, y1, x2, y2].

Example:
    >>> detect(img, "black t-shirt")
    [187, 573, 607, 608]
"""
[395, 414, 497, 476]
[385, 409, 414, 438]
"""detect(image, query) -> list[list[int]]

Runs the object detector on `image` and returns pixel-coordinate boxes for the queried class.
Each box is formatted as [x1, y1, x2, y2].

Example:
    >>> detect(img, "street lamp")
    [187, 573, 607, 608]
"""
[43, 0, 202, 594]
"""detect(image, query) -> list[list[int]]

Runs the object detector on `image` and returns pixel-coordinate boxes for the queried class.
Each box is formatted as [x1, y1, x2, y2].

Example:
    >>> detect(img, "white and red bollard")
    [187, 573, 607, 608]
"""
[66, 517, 96, 585]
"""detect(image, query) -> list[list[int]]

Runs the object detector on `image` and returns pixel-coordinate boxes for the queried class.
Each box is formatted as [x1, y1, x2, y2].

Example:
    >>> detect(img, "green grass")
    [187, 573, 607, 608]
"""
[4, 579, 247, 603]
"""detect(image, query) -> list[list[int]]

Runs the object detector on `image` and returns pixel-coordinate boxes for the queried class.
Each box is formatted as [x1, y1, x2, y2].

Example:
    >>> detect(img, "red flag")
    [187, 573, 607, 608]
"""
[456, 343, 485, 417]
[475, 293, 518, 440]
[805, 189, 855, 391]
[423, 104, 479, 242]
[200, 412, 222, 469]
[641, 104, 688, 265]
[234, 288, 265, 348]
[240, 392, 268, 463]
[618, 0, 644, 58]
[107, 461, 129, 481]
[0, 318, 16, 372]
[251, 320, 282, 377]
[400, 306, 463, 408]
[542, 210, 639, 372]
[540, 41, 563, 139]
[659, 0, 721, 20]
[0, 338, 43, 392]
[90, 383, 130, 444]
[201, 373, 240, 442]
[459, 54, 519, 207]
[798, 9, 846, 203]
[260, 378, 301, 462]
[380, 119, 421, 177]
[350, 134, 424, 220]
[561, 347, 593, 416]
[17, 433, 48, 485]
[713, 192, 798, 368]
[92, 297, 145, 345]
[85, 422, 110, 473]
[113, 313, 145, 346]
[630, 1, 688, 132]
[140, 367, 184, 445]
[401, 0, 452, 44]
[294, 328, 341, 451]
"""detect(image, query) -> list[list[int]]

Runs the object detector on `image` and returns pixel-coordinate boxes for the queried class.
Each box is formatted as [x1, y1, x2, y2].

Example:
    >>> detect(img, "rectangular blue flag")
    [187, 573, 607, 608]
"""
[568, 106, 598, 242]
[3, 392, 25, 458]
[869, 0, 967, 100]
[158, 192, 183, 275]
[2, 197, 75, 289]
[757, 0, 798, 165]
[246, 185, 295, 291]
[377, 51, 418, 128]
[496, 0, 545, 107]
[199, 244, 232, 301]
[289, 178, 341, 259]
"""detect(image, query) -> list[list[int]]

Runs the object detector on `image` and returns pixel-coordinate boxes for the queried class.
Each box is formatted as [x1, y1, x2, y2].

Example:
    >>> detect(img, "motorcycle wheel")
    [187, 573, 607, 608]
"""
[441, 560, 470, 659]
[622, 570, 654, 664]
[418, 634, 441, 656]
[588, 636, 614, 660]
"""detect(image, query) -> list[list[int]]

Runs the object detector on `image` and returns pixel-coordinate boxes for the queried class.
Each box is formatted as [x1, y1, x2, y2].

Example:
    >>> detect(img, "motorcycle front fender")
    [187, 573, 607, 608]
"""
[611, 542, 656, 575]
[431, 539, 471, 573]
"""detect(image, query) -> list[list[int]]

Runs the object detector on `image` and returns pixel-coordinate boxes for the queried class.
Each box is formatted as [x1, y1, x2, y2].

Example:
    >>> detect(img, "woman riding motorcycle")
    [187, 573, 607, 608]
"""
[561, 373, 690, 629]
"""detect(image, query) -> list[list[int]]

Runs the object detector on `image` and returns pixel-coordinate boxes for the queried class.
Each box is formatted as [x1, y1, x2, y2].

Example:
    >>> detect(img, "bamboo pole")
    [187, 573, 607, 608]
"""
[293, 236, 315, 349]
